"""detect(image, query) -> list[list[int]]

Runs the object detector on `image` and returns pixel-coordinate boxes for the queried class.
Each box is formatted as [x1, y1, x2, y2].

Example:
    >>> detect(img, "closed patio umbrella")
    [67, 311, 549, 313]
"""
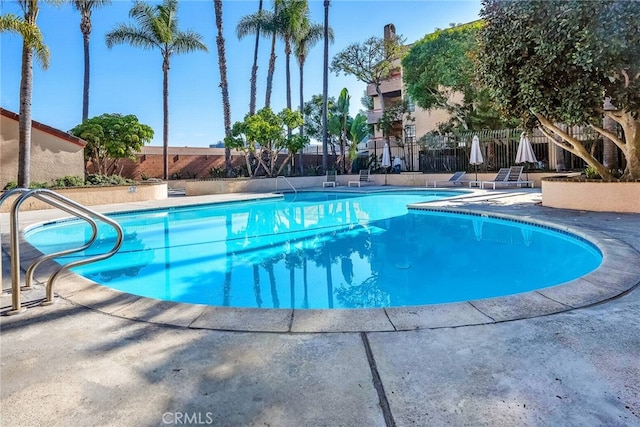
[382, 142, 391, 185]
[516, 132, 537, 181]
[469, 135, 484, 183]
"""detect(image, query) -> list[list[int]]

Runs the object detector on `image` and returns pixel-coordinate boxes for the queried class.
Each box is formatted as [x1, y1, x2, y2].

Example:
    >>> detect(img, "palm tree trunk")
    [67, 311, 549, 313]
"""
[18, 39, 34, 188]
[214, 0, 232, 176]
[249, 0, 263, 116]
[82, 31, 90, 121]
[298, 61, 305, 174]
[81, 14, 91, 122]
[265, 32, 277, 108]
[285, 37, 292, 135]
[163, 56, 170, 180]
[321, 0, 330, 173]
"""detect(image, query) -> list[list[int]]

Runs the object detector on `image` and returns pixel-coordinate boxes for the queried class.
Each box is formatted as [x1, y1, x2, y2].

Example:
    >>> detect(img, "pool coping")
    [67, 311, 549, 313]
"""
[8, 190, 640, 333]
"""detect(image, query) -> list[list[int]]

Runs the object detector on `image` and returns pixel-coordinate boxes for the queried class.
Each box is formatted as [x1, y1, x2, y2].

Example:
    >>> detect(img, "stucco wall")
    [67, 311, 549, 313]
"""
[542, 179, 640, 213]
[185, 172, 559, 195]
[0, 183, 167, 212]
[1, 114, 85, 188]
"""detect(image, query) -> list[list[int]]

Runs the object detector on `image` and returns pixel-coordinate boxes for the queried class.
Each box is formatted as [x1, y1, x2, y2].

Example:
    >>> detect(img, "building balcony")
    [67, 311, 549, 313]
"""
[367, 109, 383, 124]
[367, 76, 403, 97]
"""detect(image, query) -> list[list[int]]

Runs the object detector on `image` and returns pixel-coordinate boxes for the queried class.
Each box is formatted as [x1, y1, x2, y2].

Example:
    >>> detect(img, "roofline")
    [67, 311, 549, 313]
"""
[0, 107, 87, 148]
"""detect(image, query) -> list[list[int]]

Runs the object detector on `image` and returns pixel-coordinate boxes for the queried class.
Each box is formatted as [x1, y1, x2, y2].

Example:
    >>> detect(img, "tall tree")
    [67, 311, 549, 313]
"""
[106, 0, 207, 180]
[1, 2, 50, 188]
[236, 0, 265, 115]
[328, 88, 350, 173]
[72, 0, 111, 122]
[321, 0, 330, 172]
[274, 0, 308, 125]
[331, 34, 406, 146]
[402, 21, 517, 132]
[214, 0, 232, 176]
[294, 17, 329, 174]
[477, 0, 640, 179]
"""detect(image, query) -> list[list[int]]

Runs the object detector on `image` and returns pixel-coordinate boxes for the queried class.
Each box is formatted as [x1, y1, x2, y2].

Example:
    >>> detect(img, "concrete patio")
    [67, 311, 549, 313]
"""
[1, 188, 639, 426]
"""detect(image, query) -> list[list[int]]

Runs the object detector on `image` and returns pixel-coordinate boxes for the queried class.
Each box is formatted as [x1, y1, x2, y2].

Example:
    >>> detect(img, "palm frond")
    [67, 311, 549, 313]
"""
[105, 24, 158, 50]
[236, 10, 275, 39]
[1, 13, 50, 68]
[172, 30, 208, 54]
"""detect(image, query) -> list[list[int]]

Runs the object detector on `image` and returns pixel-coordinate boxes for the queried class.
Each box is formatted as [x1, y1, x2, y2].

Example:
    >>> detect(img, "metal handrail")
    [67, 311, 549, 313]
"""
[275, 175, 297, 194]
[1, 188, 124, 314]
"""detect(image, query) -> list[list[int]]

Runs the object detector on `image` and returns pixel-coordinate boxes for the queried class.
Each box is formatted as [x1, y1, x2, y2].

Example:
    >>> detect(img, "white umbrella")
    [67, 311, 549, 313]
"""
[469, 135, 484, 182]
[515, 132, 537, 180]
[381, 142, 391, 185]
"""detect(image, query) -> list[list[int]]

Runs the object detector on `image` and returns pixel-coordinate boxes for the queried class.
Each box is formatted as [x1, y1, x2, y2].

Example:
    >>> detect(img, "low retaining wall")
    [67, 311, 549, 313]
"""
[185, 172, 558, 195]
[0, 182, 167, 212]
[542, 179, 640, 213]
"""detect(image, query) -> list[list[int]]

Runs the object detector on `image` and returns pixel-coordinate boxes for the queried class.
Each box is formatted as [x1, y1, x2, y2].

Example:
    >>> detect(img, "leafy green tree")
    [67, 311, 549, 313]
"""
[377, 100, 413, 148]
[72, 0, 111, 122]
[346, 113, 370, 170]
[402, 21, 516, 132]
[105, 0, 207, 180]
[70, 113, 154, 175]
[477, 0, 640, 179]
[1, 2, 51, 188]
[331, 34, 406, 146]
[225, 107, 307, 177]
[303, 94, 336, 143]
[328, 88, 350, 173]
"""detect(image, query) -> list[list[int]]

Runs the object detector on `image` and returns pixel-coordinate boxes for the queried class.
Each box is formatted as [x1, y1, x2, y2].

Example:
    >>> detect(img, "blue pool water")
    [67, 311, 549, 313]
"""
[24, 190, 602, 309]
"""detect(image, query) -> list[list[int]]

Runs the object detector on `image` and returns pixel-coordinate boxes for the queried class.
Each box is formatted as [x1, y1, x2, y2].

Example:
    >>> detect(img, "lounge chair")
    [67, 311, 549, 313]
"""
[427, 171, 466, 187]
[322, 170, 337, 187]
[480, 166, 534, 189]
[348, 169, 372, 187]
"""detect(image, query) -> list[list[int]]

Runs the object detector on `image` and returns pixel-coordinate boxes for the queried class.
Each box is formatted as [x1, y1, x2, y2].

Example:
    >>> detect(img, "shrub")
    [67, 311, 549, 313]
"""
[86, 174, 136, 186]
[52, 175, 85, 188]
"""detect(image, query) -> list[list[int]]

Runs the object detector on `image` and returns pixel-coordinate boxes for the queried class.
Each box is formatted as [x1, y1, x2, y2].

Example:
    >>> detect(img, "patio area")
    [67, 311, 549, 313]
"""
[1, 188, 639, 426]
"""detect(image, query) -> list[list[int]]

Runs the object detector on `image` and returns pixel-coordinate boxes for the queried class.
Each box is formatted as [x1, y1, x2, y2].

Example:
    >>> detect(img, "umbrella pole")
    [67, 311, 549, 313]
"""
[475, 164, 478, 182]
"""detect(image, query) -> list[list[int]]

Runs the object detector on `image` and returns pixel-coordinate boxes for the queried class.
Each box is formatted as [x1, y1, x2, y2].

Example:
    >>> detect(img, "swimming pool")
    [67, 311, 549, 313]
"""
[24, 190, 602, 309]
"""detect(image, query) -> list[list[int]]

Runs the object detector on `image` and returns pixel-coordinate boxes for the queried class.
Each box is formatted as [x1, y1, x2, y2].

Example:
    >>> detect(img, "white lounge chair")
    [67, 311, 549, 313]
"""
[322, 170, 337, 187]
[427, 171, 466, 187]
[480, 166, 534, 189]
[348, 169, 372, 187]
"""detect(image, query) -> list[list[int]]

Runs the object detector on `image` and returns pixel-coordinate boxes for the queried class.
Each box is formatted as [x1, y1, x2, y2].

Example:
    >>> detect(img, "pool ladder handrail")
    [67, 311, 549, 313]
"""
[0, 188, 124, 315]
[275, 175, 297, 195]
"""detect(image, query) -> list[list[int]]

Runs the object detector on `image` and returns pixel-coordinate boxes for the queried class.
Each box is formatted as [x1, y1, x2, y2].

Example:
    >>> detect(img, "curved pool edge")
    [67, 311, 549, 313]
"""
[18, 205, 640, 333]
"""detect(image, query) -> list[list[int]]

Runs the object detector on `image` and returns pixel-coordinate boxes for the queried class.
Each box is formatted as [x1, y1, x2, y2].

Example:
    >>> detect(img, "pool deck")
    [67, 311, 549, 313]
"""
[2, 187, 639, 426]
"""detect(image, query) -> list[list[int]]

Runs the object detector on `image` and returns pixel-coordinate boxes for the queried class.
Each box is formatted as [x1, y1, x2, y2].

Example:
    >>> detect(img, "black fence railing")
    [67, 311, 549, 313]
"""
[352, 127, 626, 174]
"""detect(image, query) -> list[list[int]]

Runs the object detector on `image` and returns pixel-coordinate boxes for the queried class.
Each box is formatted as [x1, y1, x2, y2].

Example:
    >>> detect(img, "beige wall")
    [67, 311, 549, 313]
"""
[1, 114, 85, 188]
[0, 183, 167, 212]
[542, 180, 640, 213]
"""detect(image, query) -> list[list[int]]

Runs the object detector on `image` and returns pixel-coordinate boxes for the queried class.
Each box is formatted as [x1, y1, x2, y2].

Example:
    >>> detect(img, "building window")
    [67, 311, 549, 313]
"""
[405, 95, 415, 112]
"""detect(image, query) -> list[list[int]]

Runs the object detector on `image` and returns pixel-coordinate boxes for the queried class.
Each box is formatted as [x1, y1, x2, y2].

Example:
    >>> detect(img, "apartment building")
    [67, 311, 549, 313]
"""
[365, 24, 454, 171]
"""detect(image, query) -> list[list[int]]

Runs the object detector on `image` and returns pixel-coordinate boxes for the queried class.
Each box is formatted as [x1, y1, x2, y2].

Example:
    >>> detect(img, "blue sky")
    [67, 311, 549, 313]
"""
[1, 0, 482, 147]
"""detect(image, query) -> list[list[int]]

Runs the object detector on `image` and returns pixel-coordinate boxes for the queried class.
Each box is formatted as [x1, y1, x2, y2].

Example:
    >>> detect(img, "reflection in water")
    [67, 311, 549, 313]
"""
[26, 192, 601, 309]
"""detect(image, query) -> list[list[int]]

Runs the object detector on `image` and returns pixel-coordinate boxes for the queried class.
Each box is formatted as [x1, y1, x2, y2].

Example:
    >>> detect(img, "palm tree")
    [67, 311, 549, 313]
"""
[1, 3, 50, 188]
[105, 0, 207, 180]
[274, 0, 307, 123]
[72, 0, 111, 122]
[294, 18, 330, 173]
[214, 0, 232, 176]
[236, 0, 264, 116]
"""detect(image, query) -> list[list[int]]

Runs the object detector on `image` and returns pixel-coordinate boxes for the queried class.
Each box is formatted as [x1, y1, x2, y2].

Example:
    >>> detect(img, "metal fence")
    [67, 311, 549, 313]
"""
[362, 127, 624, 174]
